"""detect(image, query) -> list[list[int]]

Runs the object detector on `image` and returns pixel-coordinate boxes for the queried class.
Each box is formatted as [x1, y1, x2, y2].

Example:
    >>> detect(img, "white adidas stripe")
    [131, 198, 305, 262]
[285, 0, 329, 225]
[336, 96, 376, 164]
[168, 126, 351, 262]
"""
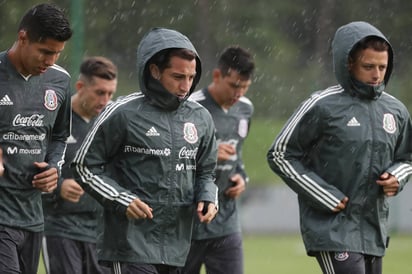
[73, 92, 144, 206]
[270, 85, 343, 210]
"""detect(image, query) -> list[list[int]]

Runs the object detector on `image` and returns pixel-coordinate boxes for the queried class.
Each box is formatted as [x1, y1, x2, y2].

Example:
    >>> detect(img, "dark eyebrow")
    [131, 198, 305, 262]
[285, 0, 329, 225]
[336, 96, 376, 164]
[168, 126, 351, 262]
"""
[39, 48, 62, 55]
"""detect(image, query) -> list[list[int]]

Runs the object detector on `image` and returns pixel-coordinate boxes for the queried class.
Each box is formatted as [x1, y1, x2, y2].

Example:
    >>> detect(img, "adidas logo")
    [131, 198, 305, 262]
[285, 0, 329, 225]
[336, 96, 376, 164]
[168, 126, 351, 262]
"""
[0, 95, 13, 105]
[347, 117, 360, 126]
[146, 126, 160, 136]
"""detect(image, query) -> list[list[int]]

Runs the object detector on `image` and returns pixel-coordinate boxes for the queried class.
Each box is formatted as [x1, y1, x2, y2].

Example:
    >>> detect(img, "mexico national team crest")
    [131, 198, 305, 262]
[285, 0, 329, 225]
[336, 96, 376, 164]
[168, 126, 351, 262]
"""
[238, 119, 248, 138]
[183, 122, 198, 144]
[44, 89, 58, 111]
[382, 113, 396, 134]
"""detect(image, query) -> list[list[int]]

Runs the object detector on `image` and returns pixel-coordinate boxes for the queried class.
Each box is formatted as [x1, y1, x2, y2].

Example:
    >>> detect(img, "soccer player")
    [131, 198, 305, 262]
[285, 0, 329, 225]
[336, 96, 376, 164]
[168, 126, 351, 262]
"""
[267, 21, 412, 274]
[71, 28, 218, 273]
[0, 3, 72, 273]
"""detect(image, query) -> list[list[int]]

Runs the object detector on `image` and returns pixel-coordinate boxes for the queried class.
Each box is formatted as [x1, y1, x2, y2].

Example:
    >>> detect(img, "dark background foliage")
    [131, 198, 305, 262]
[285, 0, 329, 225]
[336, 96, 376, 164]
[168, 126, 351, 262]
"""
[2, 0, 412, 119]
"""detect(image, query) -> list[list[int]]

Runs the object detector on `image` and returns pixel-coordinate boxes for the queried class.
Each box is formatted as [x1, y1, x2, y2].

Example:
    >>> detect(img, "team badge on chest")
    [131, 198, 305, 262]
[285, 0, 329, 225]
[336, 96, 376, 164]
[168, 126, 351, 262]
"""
[382, 113, 396, 134]
[183, 122, 198, 144]
[44, 89, 58, 111]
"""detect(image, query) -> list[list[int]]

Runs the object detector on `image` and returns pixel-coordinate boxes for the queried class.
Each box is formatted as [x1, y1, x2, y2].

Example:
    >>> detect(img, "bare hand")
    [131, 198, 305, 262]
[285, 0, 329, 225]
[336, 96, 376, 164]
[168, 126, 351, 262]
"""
[32, 162, 58, 192]
[217, 143, 236, 161]
[0, 148, 4, 176]
[225, 173, 246, 198]
[197, 201, 218, 223]
[61, 179, 84, 202]
[376, 172, 399, 197]
[126, 198, 153, 219]
[332, 196, 349, 212]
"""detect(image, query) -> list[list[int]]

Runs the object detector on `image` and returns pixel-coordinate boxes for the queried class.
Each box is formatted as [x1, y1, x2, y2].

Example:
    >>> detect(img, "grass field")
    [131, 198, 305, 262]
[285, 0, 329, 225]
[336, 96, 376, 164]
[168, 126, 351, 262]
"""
[242, 234, 412, 274]
[38, 233, 412, 274]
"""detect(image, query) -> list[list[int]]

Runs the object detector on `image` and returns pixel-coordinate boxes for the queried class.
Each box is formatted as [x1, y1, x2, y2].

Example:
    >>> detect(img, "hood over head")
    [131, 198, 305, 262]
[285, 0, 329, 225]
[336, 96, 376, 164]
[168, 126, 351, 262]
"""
[137, 27, 202, 110]
[332, 21, 393, 99]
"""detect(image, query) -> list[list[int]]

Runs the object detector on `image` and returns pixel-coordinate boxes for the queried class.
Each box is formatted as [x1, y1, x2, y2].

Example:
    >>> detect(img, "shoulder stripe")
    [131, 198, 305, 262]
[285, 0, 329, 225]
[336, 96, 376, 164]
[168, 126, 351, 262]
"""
[239, 96, 252, 106]
[49, 64, 70, 77]
[270, 85, 343, 210]
[189, 89, 205, 102]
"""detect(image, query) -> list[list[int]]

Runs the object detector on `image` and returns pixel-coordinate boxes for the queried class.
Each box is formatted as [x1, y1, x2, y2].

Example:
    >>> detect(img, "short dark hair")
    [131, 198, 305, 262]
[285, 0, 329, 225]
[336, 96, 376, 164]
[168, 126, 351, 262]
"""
[218, 46, 255, 78]
[349, 36, 389, 62]
[149, 48, 197, 72]
[18, 3, 72, 43]
[80, 56, 118, 82]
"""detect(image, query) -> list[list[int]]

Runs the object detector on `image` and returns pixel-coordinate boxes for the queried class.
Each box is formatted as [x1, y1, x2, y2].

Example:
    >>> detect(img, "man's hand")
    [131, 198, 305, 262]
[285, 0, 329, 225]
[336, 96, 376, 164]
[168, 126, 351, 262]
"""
[217, 143, 236, 161]
[332, 197, 349, 212]
[61, 179, 84, 202]
[32, 162, 58, 192]
[197, 201, 218, 223]
[225, 173, 246, 198]
[376, 172, 399, 197]
[126, 198, 153, 219]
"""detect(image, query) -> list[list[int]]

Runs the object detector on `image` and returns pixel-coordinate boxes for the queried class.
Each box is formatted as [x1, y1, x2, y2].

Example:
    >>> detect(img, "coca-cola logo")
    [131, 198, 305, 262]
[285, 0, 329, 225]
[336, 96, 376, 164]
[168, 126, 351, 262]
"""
[179, 146, 198, 159]
[12, 114, 44, 127]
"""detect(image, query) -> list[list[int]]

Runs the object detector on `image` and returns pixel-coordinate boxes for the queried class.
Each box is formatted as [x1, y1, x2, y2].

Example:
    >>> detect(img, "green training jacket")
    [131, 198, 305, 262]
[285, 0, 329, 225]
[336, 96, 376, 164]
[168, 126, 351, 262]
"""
[267, 21, 412, 257]
[72, 28, 218, 266]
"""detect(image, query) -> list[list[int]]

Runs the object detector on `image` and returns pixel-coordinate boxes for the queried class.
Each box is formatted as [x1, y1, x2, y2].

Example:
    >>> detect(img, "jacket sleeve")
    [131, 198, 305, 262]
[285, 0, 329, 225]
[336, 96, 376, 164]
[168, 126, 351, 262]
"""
[385, 109, 412, 192]
[194, 110, 218, 206]
[71, 105, 137, 215]
[45, 84, 71, 174]
[267, 95, 346, 212]
[235, 159, 249, 184]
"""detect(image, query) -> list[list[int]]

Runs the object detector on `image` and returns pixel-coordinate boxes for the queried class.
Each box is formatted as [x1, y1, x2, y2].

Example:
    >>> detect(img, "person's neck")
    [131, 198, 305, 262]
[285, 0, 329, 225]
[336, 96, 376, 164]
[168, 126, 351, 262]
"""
[207, 83, 229, 110]
[7, 43, 30, 77]
[71, 94, 92, 122]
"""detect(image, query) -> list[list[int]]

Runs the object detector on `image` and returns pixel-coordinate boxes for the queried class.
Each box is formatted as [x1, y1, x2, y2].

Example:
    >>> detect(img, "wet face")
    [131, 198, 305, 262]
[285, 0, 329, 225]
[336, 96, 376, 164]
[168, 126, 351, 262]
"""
[349, 48, 388, 86]
[76, 76, 117, 119]
[18, 31, 65, 76]
[151, 56, 197, 99]
[214, 69, 252, 108]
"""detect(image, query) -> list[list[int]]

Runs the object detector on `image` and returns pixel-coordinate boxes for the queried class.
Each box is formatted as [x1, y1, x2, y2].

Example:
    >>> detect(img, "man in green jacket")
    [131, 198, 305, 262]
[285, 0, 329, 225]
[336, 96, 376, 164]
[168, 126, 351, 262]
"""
[72, 28, 218, 274]
[267, 21, 412, 274]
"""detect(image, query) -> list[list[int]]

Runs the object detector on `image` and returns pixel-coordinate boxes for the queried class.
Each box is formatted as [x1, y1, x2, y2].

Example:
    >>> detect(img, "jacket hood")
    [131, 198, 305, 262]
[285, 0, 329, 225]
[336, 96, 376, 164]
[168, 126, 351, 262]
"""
[332, 21, 393, 99]
[137, 27, 202, 110]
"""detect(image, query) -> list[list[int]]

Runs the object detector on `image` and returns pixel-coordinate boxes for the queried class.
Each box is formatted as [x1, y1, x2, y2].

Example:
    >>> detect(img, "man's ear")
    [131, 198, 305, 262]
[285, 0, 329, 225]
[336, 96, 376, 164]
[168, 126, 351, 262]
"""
[18, 30, 28, 45]
[75, 80, 85, 93]
[212, 68, 222, 82]
[149, 64, 161, 80]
